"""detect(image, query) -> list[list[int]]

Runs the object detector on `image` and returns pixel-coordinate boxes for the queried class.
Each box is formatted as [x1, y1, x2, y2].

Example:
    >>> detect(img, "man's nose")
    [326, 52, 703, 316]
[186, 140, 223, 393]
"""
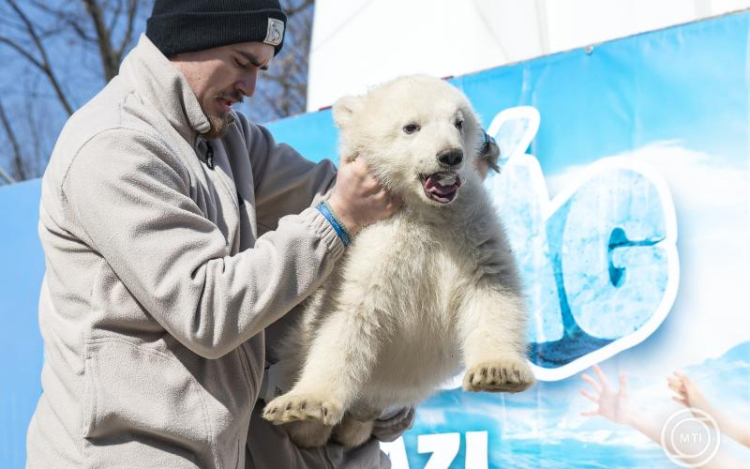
[236, 73, 257, 98]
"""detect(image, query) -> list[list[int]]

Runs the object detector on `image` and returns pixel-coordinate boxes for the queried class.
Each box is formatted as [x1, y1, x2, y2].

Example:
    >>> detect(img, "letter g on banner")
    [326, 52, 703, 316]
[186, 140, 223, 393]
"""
[484, 106, 679, 381]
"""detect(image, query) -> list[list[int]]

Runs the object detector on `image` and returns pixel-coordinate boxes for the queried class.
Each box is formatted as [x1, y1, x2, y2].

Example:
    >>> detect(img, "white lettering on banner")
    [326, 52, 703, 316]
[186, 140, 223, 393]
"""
[465, 432, 489, 469]
[484, 106, 678, 381]
[382, 432, 490, 469]
[418, 433, 460, 469]
[381, 437, 410, 469]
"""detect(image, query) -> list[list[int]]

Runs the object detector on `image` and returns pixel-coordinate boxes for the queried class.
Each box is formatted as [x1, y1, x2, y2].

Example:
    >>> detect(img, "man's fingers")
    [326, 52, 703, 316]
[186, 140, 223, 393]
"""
[581, 374, 603, 393]
[372, 407, 415, 443]
[342, 156, 369, 180]
[373, 191, 390, 203]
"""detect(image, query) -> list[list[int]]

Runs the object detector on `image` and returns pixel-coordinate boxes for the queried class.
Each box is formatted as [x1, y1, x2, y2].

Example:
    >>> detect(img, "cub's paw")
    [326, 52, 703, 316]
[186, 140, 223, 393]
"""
[463, 358, 535, 393]
[285, 420, 333, 449]
[263, 393, 343, 426]
[333, 414, 375, 449]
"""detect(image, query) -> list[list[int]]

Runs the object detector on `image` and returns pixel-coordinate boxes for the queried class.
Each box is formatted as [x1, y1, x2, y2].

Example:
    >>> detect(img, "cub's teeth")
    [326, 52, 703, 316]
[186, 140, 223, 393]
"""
[438, 174, 457, 186]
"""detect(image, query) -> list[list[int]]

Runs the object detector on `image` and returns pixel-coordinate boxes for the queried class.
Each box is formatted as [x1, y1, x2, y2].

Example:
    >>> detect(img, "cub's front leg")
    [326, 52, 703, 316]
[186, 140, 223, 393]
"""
[263, 298, 384, 432]
[459, 281, 535, 393]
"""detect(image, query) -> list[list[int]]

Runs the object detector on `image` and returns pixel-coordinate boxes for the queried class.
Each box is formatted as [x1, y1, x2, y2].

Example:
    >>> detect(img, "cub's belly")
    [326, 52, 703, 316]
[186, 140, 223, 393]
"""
[345, 219, 467, 408]
[362, 327, 463, 408]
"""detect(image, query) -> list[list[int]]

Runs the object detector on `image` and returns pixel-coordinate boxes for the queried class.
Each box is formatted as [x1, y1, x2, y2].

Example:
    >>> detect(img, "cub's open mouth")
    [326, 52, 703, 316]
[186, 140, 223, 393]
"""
[420, 172, 462, 204]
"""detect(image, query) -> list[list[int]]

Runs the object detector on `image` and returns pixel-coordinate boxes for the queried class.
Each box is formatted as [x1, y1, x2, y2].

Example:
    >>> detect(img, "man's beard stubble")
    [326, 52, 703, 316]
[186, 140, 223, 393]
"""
[203, 111, 233, 139]
[201, 92, 242, 139]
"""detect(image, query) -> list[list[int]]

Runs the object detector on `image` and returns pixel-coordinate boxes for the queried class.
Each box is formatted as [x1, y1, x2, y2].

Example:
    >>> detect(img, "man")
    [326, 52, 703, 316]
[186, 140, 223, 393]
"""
[26, 1, 405, 467]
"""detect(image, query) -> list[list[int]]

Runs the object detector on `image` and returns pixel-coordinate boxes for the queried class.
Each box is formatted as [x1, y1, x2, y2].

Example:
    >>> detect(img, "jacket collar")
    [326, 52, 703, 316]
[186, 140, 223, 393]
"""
[119, 34, 211, 144]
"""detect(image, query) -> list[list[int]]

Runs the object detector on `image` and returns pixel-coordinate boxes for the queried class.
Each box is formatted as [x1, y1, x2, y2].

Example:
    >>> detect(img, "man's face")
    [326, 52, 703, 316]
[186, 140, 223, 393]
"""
[170, 41, 275, 138]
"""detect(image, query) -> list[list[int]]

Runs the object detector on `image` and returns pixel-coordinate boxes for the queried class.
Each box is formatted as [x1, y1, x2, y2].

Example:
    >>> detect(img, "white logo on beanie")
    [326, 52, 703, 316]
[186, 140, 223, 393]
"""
[264, 18, 284, 47]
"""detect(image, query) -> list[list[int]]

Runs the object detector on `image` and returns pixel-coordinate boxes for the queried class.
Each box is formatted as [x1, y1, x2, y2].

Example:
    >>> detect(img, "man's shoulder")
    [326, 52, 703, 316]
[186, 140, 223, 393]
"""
[46, 79, 171, 184]
[61, 78, 159, 152]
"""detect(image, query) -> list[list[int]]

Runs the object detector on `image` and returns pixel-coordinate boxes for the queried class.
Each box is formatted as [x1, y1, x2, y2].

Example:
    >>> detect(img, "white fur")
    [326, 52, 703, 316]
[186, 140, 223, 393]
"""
[263, 75, 534, 448]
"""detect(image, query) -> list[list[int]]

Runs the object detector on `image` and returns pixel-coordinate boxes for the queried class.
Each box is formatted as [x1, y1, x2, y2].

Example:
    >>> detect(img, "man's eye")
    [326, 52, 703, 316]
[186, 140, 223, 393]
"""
[235, 59, 247, 69]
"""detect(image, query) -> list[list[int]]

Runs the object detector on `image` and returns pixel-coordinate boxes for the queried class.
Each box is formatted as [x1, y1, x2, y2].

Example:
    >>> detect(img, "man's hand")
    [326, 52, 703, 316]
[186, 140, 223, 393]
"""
[372, 407, 415, 442]
[327, 157, 401, 236]
[332, 439, 392, 469]
[475, 159, 491, 181]
[475, 131, 500, 181]
[247, 405, 391, 468]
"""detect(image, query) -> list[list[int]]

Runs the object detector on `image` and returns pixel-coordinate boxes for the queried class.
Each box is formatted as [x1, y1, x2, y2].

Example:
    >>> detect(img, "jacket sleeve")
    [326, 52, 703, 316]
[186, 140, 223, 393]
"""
[61, 128, 345, 359]
[237, 114, 338, 233]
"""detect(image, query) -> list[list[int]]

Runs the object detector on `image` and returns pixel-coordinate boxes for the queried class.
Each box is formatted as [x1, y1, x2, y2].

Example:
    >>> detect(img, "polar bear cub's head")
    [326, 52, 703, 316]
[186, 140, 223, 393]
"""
[332, 75, 484, 206]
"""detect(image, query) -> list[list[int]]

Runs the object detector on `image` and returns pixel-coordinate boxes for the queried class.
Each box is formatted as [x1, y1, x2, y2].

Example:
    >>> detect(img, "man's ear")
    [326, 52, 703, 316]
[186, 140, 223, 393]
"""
[332, 95, 364, 129]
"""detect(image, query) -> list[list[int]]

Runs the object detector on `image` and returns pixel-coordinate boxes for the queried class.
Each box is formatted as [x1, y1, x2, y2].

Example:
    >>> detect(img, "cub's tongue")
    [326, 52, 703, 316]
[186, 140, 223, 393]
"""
[422, 173, 462, 203]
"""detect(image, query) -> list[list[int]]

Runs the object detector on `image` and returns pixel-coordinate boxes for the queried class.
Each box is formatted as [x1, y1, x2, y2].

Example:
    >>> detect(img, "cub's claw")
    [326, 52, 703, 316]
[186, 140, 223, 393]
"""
[463, 358, 535, 393]
[263, 393, 343, 426]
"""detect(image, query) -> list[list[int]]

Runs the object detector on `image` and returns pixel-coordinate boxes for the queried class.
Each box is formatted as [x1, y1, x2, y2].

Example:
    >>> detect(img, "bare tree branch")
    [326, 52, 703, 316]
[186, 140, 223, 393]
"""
[2, 0, 75, 115]
[0, 36, 45, 70]
[0, 99, 25, 181]
[285, 0, 314, 18]
[107, 0, 125, 36]
[0, 165, 15, 184]
[27, 0, 97, 43]
[82, 0, 119, 80]
[116, 0, 140, 63]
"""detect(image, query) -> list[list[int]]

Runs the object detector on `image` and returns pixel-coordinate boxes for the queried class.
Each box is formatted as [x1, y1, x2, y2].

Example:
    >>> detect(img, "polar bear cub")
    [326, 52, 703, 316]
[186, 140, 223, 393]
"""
[263, 75, 534, 448]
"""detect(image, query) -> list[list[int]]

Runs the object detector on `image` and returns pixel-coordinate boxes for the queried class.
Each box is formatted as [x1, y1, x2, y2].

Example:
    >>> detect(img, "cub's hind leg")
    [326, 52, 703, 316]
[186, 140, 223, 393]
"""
[263, 299, 385, 430]
[283, 420, 333, 449]
[332, 413, 375, 449]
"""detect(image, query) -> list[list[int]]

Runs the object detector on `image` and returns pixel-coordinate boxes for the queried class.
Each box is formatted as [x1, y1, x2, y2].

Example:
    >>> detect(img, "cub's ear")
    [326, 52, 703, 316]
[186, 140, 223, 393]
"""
[332, 95, 364, 129]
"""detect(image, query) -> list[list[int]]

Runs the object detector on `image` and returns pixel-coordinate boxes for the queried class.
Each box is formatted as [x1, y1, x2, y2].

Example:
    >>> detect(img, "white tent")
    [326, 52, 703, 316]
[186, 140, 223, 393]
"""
[307, 0, 750, 111]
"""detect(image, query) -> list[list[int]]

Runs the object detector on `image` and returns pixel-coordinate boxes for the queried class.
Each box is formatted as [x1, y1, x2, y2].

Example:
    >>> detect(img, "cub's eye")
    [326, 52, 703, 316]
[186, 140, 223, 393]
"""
[454, 119, 464, 131]
[403, 123, 420, 134]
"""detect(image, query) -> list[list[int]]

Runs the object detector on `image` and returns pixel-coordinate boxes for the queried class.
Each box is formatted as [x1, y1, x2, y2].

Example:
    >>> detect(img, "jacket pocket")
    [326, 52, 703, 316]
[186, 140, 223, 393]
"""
[82, 337, 211, 468]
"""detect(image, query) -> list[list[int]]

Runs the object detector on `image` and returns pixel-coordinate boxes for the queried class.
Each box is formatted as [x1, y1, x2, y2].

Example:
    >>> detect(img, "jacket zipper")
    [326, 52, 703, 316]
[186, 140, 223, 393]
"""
[205, 140, 215, 170]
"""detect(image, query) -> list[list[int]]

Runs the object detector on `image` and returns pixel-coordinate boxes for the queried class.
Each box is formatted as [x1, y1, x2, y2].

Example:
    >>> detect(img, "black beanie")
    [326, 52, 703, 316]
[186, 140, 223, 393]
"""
[146, 0, 287, 57]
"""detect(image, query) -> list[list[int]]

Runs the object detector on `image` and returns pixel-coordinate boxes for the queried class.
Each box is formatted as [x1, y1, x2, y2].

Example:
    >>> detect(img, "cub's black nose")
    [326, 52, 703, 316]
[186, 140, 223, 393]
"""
[437, 149, 463, 167]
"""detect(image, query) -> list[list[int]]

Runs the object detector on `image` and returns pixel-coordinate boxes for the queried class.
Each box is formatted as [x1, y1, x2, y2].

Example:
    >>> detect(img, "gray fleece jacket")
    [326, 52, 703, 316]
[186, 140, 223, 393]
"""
[26, 34, 350, 469]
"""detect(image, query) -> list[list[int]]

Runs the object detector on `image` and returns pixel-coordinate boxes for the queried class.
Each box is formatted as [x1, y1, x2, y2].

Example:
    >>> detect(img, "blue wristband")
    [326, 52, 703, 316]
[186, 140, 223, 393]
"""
[316, 202, 351, 247]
